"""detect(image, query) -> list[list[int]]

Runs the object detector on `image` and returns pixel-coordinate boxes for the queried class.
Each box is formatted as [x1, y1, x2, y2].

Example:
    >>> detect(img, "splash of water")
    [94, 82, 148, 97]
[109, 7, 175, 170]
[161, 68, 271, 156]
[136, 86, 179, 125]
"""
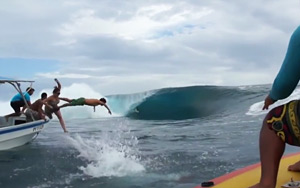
[66, 129, 145, 177]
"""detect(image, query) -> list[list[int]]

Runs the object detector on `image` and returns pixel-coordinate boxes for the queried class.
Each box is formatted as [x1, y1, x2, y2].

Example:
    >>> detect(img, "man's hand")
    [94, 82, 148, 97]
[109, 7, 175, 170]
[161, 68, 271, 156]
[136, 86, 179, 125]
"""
[263, 95, 276, 110]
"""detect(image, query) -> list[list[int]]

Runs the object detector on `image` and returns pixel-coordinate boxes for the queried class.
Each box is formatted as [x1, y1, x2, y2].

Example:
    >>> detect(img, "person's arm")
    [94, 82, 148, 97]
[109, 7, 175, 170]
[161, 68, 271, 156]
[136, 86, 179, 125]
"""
[41, 99, 53, 109]
[38, 104, 46, 120]
[54, 78, 61, 90]
[97, 101, 112, 114]
[21, 93, 31, 112]
[263, 26, 300, 110]
[269, 26, 300, 101]
[21, 94, 31, 112]
[103, 104, 112, 115]
[43, 97, 54, 110]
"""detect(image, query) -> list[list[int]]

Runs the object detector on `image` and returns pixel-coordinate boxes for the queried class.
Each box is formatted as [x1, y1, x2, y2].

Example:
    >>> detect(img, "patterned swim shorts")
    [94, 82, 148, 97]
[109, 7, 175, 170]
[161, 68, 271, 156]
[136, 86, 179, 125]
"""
[266, 100, 300, 146]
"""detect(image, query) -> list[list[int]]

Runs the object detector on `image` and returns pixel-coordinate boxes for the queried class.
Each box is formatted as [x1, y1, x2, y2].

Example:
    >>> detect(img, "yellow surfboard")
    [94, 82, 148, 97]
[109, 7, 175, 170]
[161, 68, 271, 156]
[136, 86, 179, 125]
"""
[195, 152, 300, 188]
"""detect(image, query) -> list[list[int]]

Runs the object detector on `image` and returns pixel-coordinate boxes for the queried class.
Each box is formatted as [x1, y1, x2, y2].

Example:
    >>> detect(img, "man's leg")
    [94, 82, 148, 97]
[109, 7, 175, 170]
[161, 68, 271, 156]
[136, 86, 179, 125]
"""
[59, 98, 72, 103]
[58, 103, 72, 109]
[5, 111, 21, 118]
[54, 110, 68, 133]
[4, 102, 23, 121]
[250, 118, 285, 188]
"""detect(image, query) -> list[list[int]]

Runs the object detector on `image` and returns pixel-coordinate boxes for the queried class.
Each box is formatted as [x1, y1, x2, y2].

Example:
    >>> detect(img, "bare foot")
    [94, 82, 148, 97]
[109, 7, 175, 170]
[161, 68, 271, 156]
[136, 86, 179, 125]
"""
[288, 160, 300, 171]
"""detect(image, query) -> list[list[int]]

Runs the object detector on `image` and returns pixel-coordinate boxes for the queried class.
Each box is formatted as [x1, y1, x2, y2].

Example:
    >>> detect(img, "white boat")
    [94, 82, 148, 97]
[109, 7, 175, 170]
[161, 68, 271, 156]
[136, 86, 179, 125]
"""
[0, 79, 49, 150]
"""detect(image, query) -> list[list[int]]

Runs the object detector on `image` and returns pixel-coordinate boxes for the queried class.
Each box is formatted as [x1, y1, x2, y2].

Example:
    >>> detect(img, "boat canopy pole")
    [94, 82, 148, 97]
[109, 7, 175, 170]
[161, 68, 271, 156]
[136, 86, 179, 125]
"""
[7, 81, 35, 121]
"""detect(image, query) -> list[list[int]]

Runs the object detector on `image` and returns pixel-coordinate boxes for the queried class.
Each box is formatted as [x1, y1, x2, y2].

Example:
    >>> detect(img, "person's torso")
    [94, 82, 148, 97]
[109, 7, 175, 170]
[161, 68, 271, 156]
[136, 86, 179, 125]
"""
[46, 96, 59, 108]
[11, 92, 30, 102]
[85, 99, 99, 106]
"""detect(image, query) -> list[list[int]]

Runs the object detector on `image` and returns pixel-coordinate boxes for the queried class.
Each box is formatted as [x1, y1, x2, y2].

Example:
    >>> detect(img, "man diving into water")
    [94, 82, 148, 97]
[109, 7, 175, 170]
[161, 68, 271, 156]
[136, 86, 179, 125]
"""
[250, 25, 300, 188]
[58, 97, 112, 115]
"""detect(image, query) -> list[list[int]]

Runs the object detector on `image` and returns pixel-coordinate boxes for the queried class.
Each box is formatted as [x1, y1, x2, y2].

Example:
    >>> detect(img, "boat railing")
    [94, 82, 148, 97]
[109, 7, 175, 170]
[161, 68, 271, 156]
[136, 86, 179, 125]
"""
[1, 79, 36, 123]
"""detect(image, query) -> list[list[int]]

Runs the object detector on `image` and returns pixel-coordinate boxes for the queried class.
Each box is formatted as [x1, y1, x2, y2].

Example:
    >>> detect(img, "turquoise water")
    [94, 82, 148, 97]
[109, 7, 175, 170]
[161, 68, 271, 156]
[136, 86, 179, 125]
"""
[0, 85, 299, 188]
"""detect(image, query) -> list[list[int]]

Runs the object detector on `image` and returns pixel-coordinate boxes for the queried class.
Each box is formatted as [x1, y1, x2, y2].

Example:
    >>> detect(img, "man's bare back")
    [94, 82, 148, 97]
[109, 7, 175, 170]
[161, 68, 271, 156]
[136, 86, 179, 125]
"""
[85, 99, 103, 106]
[30, 99, 44, 111]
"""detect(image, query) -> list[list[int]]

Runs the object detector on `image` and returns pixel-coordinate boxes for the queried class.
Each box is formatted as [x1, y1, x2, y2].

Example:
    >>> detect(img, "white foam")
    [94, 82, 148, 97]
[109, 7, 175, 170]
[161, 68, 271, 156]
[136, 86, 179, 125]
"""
[246, 88, 300, 116]
[107, 90, 155, 116]
[66, 130, 145, 177]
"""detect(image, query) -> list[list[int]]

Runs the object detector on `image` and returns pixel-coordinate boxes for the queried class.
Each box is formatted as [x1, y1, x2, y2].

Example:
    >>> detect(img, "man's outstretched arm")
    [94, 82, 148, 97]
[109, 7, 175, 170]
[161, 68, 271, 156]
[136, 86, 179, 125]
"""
[104, 104, 112, 114]
[54, 78, 61, 90]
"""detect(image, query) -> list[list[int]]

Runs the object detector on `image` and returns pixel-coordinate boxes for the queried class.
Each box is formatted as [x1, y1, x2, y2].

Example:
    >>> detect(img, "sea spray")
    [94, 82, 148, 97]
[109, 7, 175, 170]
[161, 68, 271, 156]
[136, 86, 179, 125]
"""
[65, 122, 145, 177]
[106, 90, 155, 116]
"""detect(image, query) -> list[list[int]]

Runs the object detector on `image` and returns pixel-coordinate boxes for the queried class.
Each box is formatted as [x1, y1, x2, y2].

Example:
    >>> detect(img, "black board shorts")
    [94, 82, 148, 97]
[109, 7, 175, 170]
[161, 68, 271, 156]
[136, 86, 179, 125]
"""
[10, 101, 25, 113]
[266, 100, 300, 146]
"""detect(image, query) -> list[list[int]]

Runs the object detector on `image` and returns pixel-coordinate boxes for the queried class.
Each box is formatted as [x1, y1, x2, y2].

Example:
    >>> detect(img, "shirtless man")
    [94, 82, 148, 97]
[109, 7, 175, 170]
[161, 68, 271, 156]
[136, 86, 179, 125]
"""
[58, 97, 112, 115]
[44, 78, 68, 133]
[25, 92, 49, 121]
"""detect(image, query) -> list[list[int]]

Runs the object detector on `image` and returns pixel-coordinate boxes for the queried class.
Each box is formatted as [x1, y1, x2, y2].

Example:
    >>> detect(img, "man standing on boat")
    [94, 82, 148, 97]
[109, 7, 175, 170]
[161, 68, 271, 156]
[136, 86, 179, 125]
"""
[5, 87, 35, 120]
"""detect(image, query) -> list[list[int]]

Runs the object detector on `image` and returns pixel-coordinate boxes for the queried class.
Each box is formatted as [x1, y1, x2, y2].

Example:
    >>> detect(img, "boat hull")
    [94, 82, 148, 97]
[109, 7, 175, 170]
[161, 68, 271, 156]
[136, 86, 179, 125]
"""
[0, 119, 48, 150]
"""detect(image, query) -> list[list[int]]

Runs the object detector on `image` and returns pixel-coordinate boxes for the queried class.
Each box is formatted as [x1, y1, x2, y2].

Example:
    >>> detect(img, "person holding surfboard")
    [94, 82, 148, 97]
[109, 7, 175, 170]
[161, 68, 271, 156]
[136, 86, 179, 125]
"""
[251, 26, 300, 188]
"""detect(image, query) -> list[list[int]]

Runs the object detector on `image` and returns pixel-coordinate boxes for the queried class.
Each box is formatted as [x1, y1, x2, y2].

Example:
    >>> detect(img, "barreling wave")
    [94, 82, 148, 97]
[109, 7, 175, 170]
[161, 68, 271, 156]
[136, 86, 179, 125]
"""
[1, 83, 268, 120]
[107, 85, 266, 120]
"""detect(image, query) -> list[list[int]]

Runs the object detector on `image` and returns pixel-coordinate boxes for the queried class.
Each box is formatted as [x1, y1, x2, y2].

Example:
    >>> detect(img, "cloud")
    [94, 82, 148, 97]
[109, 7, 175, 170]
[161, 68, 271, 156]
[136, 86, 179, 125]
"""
[58, 4, 212, 40]
[36, 72, 92, 79]
[0, 0, 299, 95]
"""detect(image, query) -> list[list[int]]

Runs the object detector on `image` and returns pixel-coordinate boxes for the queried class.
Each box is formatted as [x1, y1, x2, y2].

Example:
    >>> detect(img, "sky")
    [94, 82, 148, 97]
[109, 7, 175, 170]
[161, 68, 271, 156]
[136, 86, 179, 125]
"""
[1, 0, 300, 97]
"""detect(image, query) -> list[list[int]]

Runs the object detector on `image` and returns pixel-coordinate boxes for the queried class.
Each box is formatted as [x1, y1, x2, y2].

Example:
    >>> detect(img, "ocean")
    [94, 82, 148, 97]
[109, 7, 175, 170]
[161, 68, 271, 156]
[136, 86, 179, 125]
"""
[1, 85, 300, 188]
